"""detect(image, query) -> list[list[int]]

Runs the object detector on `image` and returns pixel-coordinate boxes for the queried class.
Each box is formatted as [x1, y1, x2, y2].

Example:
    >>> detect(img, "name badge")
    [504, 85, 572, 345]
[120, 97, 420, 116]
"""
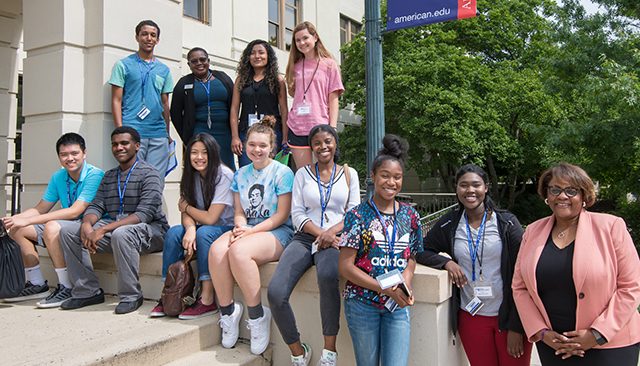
[311, 240, 319, 255]
[137, 106, 151, 120]
[297, 103, 311, 116]
[472, 280, 494, 298]
[248, 113, 262, 127]
[184, 84, 194, 90]
[384, 298, 398, 313]
[376, 268, 403, 290]
[464, 296, 484, 316]
[116, 214, 128, 221]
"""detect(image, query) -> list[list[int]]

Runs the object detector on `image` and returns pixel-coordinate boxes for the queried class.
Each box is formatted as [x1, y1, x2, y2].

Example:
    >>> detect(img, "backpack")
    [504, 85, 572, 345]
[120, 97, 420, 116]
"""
[160, 252, 195, 316]
[0, 222, 26, 299]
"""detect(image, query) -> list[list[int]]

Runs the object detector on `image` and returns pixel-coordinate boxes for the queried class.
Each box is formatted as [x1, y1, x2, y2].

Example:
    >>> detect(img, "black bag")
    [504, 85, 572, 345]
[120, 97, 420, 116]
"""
[0, 222, 25, 299]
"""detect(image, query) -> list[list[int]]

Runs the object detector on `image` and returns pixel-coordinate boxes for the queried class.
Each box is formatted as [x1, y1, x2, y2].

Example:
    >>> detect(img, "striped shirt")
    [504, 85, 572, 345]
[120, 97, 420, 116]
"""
[85, 160, 168, 232]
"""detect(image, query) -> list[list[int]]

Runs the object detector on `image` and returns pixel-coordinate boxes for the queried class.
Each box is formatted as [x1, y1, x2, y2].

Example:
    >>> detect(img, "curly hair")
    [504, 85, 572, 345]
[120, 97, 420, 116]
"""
[236, 39, 280, 96]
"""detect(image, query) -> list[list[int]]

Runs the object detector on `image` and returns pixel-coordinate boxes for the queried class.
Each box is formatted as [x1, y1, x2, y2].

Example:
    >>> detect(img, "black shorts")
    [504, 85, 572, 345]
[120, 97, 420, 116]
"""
[287, 130, 309, 148]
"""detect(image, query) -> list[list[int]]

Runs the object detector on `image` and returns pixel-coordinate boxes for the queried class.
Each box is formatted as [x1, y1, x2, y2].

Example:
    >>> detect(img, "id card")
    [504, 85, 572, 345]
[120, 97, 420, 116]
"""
[137, 106, 151, 120]
[248, 113, 263, 127]
[472, 280, 494, 299]
[311, 240, 319, 255]
[376, 268, 404, 290]
[464, 296, 484, 316]
[385, 298, 398, 313]
[297, 103, 311, 116]
[116, 214, 128, 221]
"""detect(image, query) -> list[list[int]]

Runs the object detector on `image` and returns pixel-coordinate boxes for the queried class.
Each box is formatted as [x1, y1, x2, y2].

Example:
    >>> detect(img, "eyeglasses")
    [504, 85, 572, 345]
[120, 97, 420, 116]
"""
[548, 186, 580, 197]
[189, 57, 209, 65]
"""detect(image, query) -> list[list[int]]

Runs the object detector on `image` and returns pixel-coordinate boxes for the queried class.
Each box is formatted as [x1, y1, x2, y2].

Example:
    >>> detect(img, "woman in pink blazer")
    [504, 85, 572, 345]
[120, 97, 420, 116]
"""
[512, 163, 640, 365]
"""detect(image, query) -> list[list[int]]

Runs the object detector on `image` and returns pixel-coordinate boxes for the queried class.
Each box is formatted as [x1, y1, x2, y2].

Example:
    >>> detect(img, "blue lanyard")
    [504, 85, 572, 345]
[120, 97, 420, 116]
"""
[370, 199, 398, 267]
[197, 72, 212, 128]
[137, 56, 155, 104]
[117, 160, 139, 215]
[464, 210, 487, 282]
[315, 163, 336, 228]
[66, 175, 80, 207]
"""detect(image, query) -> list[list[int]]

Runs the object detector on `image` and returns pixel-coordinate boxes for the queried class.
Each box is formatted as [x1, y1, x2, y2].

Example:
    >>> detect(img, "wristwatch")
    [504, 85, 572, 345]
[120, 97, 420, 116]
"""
[591, 329, 607, 345]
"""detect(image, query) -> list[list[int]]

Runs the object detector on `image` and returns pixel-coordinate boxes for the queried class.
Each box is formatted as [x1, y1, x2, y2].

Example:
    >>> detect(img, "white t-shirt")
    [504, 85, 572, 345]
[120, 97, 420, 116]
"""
[193, 165, 235, 226]
[291, 164, 361, 231]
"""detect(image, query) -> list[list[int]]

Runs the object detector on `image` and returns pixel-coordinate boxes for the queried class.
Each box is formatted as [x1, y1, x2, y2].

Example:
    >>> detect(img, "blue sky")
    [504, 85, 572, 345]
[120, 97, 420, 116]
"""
[579, 0, 600, 14]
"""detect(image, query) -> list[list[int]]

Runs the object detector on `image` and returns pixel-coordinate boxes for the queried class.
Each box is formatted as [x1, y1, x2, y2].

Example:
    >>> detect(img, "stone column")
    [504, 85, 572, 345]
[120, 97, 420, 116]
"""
[0, 0, 22, 216]
[21, 0, 183, 223]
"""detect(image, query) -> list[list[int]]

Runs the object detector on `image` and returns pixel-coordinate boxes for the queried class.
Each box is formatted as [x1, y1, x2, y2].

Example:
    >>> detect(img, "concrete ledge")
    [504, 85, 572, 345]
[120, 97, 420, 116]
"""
[165, 342, 271, 366]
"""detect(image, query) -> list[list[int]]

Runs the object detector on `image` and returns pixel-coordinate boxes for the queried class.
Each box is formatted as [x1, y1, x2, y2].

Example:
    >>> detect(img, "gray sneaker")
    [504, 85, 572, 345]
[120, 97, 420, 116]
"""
[36, 284, 72, 308]
[3, 281, 49, 302]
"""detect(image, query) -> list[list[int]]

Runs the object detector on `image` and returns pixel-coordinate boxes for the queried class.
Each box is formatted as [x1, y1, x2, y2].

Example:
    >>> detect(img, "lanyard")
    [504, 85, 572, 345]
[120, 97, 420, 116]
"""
[464, 210, 487, 282]
[197, 72, 212, 129]
[137, 56, 155, 105]
[117, 160, 139, 215]
[315, 163, 336, 228]
[251, 79, 262, 115]
[301, 58, 320, 103]
[370, 199, 398, 267]
[66, 175, 80, 207]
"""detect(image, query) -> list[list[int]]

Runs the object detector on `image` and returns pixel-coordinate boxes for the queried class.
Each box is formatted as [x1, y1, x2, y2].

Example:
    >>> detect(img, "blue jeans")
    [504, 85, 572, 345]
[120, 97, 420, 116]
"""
[162, 224, 232, 281]
[344, 298, 411, 366]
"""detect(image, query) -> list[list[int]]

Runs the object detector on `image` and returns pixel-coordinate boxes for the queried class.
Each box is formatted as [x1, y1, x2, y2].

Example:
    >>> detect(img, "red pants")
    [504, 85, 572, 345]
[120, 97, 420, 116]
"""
[458, 310, 533, 366]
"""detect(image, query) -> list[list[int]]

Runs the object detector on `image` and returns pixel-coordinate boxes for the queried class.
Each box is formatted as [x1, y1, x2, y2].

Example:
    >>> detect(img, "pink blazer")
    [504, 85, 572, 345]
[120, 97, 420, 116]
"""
[512, 210, 640, 348]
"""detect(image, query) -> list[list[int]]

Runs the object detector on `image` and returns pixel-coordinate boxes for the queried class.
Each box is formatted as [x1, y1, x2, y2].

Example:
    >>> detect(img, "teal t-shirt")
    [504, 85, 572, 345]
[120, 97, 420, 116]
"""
[108, 53, 174, 138]
[42, 162, 105, 210]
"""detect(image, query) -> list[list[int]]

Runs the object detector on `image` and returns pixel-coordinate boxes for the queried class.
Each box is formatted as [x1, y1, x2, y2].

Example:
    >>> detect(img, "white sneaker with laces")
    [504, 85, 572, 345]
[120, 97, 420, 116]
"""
[246, 306, 271, 355]
[317, 349, 337, 366]
[291, 342, 312, 366]
[218, 302, 243, 348]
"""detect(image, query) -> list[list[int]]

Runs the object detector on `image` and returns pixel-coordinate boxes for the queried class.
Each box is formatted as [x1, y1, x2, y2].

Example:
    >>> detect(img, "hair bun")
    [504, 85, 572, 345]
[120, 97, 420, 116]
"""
[260, 115, 277, 129]
[379, 134, 408, 163]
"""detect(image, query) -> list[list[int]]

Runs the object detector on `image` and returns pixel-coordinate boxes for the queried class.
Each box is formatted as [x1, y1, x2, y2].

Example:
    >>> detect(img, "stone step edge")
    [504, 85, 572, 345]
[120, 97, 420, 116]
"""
[163, 341, 272, 366]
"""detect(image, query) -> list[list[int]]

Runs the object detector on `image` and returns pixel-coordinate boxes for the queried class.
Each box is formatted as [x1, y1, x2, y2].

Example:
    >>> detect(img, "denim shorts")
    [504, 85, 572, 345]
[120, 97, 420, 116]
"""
[247, 217, 294, 247]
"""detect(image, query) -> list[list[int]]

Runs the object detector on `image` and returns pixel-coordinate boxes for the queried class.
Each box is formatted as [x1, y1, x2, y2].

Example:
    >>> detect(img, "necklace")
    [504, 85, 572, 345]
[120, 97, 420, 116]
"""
[196, 71, 211, 82]
[556, 223, 577, 239]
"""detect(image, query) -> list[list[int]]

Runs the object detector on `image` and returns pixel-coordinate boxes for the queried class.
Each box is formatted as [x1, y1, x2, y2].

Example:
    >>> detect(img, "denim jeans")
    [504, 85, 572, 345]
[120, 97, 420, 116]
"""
[162, 224, 232, 281]
[344, 298, 411, 366]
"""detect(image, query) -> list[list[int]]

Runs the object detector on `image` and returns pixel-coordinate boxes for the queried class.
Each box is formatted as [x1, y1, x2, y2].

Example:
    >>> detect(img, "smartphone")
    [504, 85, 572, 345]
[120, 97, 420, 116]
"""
[398, 282, 412, 297]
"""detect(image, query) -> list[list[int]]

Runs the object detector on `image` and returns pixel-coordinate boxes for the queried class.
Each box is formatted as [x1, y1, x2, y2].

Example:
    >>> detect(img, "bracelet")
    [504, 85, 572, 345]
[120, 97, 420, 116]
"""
[539, 329, 549, 342]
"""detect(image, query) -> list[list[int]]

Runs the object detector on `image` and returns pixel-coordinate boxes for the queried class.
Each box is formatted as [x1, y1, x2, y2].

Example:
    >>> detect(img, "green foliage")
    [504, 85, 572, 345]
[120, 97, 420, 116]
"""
[340, 0, 640, 239]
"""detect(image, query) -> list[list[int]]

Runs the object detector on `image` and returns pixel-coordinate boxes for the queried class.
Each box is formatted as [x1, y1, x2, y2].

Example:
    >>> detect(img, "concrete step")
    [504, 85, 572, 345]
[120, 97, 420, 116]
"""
[164, 342, 271, 366]
[0, 296, 221, 366]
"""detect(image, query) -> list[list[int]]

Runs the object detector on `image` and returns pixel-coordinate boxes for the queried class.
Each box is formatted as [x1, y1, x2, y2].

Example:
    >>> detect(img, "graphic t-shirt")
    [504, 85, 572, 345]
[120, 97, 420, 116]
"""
[230, 160, 294, 219]
[339, 201, 423, 309]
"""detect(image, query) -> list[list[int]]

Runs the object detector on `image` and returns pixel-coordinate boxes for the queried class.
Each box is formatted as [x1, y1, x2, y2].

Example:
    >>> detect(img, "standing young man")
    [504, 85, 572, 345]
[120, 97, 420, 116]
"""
[109, 19, 173, 176]
[59, 126, 168, 314]
[2, 133, 104, 307]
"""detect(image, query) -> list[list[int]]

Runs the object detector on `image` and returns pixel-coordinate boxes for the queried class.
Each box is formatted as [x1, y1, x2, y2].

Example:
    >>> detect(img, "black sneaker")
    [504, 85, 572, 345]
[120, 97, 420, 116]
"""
[3, 281, 49, 302]
[60, 288, 105, 310]
[115, 297, 144, 315]
[36, 284, 72, 309]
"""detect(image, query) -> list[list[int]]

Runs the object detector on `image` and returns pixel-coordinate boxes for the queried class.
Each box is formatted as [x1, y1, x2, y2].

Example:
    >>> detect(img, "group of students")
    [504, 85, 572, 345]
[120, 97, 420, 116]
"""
[2, 17, 639, 366]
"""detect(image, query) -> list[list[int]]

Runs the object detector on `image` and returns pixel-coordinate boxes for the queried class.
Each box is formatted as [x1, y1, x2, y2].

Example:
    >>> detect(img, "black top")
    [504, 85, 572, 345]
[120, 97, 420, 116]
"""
[536, 235, 577, 333]
[238, 79, 281, 133]
[416, 207, 525, 335]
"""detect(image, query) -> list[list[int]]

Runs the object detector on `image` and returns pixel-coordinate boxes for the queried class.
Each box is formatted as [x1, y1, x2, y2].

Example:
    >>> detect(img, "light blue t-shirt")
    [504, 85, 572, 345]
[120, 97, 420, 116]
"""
[230, 160, 294, 220]
[108, 53, 174, 138]
[42, 162, 105, 210]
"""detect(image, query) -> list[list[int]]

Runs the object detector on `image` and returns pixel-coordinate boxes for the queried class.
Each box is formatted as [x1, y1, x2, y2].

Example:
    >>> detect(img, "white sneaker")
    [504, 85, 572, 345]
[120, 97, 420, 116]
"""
[291, 343, 312, 366]
[218, 302, 243, 348]
[246, 306, 271, 355]
[317, 349, 337, 366]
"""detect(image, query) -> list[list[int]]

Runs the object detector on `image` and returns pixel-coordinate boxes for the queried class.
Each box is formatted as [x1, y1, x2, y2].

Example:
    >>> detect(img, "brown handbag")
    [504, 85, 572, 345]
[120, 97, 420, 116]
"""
[161, 252, 196, 316]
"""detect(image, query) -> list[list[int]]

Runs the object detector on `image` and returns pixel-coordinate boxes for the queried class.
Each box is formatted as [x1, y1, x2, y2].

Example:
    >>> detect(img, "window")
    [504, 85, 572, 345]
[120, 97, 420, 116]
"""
[340, 15, 361, 62]
[184, 0, 209, 24]
[269, 0, 300, 50]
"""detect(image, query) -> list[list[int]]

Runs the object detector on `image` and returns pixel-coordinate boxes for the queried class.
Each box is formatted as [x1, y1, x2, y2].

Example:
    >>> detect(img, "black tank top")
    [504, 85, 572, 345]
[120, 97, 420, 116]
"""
[238, 79, 281, 133]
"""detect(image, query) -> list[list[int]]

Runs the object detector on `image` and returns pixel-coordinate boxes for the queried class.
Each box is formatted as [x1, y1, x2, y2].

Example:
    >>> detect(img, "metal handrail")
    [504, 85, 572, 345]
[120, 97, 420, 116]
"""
[419, 203, 458, 236]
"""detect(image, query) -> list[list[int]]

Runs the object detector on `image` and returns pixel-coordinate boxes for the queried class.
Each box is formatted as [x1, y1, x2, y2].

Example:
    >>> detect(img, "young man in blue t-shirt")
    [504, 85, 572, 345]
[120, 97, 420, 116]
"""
[2, 133, 104, 307]
[109, 19, 173, 177]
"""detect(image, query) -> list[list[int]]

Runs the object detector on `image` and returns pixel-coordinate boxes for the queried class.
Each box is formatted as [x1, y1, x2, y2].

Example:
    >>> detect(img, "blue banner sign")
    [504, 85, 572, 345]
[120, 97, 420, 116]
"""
[387, 0, 477, 31]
